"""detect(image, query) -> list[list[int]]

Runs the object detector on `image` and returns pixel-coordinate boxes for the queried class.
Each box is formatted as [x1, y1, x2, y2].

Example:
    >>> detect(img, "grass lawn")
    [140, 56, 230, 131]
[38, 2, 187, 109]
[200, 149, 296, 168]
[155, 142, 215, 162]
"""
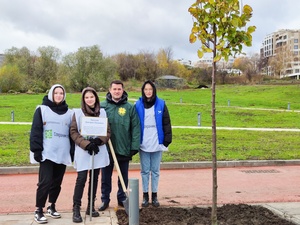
[0, 84, 300, 166]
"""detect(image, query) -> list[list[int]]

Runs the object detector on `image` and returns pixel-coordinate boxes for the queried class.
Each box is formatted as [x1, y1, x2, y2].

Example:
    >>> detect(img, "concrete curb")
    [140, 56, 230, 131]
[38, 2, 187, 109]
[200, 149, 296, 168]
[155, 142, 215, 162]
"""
[1, 160, 300, 175]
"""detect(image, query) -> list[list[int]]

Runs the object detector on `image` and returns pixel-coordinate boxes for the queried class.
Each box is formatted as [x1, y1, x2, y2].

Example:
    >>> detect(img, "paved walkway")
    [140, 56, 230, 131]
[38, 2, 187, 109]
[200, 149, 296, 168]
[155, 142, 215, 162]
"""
[0, 162, 300, 224]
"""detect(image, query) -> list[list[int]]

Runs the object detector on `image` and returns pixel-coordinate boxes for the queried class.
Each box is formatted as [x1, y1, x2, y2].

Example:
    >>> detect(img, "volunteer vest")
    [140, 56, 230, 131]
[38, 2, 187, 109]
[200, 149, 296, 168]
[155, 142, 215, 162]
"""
[73, 108, 110, 172]
[40, 105, 73, 165]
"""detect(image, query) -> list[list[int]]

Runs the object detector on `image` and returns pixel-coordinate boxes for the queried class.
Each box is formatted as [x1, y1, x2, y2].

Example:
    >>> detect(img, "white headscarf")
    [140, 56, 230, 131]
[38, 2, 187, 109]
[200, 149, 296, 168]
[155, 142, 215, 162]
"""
[48, 84, 66, 102]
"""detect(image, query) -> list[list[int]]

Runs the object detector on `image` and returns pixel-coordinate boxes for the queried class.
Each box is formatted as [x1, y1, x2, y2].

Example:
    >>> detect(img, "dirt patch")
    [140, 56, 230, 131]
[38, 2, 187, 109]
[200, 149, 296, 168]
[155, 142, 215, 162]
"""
[116, 204, 296, 225]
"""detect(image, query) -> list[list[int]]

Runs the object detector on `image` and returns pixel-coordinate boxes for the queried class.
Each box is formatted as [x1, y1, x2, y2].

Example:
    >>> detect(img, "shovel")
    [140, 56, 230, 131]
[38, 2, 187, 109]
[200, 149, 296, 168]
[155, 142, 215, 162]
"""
[89, 151, 94, 221]
[108, 139, 129, 214]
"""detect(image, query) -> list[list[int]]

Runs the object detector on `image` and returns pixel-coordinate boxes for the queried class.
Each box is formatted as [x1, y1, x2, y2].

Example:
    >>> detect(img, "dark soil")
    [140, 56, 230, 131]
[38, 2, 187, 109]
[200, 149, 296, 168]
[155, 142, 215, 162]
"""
[116, 204, 297, 225]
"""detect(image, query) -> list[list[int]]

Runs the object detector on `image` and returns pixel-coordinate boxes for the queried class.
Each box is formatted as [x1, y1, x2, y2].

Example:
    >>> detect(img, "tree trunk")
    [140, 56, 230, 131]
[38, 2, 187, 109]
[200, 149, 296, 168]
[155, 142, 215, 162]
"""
[211, 25, 218, 225]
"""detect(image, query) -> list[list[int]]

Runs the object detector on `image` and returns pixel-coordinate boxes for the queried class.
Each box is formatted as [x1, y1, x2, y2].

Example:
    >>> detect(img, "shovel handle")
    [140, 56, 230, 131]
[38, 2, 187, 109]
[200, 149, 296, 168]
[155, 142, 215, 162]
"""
[108, 139, 127, 194]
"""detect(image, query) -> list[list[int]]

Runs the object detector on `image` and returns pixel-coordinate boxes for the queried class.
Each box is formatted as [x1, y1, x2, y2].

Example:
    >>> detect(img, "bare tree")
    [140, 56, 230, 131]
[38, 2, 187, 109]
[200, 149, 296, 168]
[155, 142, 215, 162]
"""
[268, 46, 293, 78]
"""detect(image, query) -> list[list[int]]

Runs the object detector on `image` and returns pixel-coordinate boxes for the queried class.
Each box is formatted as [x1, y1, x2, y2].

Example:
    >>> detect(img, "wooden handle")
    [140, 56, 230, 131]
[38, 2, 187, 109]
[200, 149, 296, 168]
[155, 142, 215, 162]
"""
[108, 139, 127, 193]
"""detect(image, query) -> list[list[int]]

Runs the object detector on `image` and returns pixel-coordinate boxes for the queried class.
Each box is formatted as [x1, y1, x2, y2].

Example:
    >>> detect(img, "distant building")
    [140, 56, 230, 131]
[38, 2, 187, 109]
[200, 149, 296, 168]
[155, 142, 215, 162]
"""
[193, 56, 235, 69]
[0, 54, 4, 67]
[192, 56, 242, 75]
[260, 29, 300, 79]
[155, 75, 184, 89]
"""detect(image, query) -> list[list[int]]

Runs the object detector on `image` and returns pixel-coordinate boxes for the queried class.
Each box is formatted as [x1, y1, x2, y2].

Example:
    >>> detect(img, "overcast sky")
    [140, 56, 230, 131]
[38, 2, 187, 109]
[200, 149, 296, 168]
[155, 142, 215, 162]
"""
[0, 0, 299, 62]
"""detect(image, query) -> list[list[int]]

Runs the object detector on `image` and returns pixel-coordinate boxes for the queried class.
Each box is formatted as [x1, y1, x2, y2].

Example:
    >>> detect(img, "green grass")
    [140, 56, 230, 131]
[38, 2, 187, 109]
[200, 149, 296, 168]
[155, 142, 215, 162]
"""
[1, 84, 300, 166]
[0, 124, 31, 166]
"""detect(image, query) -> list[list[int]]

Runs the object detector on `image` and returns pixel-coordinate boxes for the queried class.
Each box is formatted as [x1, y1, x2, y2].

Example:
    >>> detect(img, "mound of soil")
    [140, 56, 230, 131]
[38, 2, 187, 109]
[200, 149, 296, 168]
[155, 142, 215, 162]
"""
[116, 204, 296, 225]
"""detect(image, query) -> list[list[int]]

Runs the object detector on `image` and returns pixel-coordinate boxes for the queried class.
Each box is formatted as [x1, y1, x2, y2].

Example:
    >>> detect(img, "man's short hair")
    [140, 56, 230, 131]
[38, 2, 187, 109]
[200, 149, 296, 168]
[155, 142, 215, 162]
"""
[110, 80, 124, 88]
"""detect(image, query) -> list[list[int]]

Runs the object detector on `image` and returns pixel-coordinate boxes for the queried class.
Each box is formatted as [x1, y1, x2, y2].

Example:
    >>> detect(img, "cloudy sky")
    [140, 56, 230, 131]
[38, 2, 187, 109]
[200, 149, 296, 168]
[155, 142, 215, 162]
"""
[0, 0, 299, 62]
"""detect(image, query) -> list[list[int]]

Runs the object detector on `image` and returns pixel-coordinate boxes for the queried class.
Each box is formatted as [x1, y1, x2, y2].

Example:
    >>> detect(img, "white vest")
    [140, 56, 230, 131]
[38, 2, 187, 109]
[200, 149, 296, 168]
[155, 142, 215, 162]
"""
[140, 106, 167, 152]
[73, 108, 110, 172]
[30, 105, 73, 165]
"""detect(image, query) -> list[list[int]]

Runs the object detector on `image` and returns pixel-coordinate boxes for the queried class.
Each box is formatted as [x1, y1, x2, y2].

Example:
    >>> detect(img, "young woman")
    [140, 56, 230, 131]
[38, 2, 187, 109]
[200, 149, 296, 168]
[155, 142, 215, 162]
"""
[135, 80, 172, 207]
[30, 84, 73, 224]
[70, 87, 110, 223]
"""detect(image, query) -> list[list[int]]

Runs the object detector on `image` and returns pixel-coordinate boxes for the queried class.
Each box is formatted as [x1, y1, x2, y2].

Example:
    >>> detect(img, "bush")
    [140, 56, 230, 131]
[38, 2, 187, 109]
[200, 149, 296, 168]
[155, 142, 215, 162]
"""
[0, 65, 26, 93]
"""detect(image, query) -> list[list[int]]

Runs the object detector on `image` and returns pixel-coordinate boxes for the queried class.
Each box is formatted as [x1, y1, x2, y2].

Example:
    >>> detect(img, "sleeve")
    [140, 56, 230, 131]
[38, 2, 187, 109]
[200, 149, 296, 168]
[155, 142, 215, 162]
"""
[30, 107, 44, 153]
[130, 105, 141, 151]
[162, 104, 172, 147]
[69, 135, 75, 162]
[70, 114, 89, 150]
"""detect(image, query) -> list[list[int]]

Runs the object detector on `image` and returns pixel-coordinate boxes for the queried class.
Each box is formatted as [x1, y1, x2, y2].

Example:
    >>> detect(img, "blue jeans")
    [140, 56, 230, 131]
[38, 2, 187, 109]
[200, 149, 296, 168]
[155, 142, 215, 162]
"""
[139, 150, 162, 193]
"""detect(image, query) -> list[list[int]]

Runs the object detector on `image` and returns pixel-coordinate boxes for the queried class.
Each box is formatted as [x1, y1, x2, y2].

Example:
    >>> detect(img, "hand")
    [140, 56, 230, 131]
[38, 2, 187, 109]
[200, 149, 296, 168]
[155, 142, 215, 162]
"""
[130, 150, 138, 157]
[34, 151, 43, 162]
[86, 143, 99, 155]
[89, 138, 102, 146]
[163, 142, 170, 148]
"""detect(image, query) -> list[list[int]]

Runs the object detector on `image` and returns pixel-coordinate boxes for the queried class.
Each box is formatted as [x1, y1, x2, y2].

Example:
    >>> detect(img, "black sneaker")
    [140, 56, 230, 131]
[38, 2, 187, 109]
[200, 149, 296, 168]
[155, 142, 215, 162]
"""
[34, 209, 48, 224]
[46, 205, 61, 219]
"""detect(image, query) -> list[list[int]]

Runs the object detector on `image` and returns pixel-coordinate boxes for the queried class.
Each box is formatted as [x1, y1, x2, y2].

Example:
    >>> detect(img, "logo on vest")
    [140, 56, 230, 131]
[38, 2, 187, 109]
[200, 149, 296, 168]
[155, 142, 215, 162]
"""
[45, 130, 53, 139]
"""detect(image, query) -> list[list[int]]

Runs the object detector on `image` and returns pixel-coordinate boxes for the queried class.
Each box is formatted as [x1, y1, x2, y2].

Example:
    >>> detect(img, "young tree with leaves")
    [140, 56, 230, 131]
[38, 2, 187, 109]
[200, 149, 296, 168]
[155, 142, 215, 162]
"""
[188, 1, 255, 224]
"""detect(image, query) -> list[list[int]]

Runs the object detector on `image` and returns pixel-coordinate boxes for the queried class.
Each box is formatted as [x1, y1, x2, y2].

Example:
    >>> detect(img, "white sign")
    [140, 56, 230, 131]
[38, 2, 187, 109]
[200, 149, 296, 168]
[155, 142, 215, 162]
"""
[80, 116, 108, 136]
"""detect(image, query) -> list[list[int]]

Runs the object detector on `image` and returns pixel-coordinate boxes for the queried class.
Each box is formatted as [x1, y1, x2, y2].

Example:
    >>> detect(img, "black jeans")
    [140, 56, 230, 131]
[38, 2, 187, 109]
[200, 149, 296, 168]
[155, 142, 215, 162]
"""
[73, 168, 100, 206]
[100, 159, 129, 204]
[36, 160, 66, 208]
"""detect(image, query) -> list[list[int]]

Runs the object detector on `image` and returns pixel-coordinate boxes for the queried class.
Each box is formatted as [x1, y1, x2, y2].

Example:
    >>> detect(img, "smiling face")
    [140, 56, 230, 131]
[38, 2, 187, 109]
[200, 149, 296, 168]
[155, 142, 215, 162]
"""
[143, 83, 153, 99]
[84, 91, 96, 108]
[109, 83, 124, 102]
[53, 87, 64, 104]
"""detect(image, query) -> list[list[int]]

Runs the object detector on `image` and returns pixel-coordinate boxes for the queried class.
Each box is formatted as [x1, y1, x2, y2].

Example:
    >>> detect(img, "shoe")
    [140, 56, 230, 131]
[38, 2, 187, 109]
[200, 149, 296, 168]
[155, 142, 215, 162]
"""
[98, 202, 109, 211]
[86, 209, 100, 217]
[72, 204, 83, 223]
[34, 209, 48, 224]
[46, 204, 61, 219]
[118, 201, 124, 207]
[152, 198, 160, 207]
[86, 203, 100, 217]
[141, 192, 149, 207]
[152, 193, 160, 207]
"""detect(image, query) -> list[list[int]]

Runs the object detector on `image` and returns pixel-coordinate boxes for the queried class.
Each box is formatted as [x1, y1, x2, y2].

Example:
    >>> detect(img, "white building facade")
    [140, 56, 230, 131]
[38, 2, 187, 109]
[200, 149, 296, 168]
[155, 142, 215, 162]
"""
[261, 29, 300, 79]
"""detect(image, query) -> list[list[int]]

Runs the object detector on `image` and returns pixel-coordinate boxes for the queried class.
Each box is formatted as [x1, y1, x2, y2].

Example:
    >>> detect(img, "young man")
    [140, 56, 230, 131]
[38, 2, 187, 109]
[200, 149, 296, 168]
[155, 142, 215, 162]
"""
[98, 80, 140, 211]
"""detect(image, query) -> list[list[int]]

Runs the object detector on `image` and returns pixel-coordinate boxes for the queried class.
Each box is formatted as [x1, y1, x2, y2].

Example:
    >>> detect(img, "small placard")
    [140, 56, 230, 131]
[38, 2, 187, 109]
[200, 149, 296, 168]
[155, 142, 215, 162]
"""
[80, 116, 108, 136]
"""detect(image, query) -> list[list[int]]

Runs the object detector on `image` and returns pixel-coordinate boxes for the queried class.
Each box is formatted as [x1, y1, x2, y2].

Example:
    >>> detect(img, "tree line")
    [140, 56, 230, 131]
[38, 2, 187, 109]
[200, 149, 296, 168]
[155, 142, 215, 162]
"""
[0, 44, 268, 93]
[0, 45, 200, 93]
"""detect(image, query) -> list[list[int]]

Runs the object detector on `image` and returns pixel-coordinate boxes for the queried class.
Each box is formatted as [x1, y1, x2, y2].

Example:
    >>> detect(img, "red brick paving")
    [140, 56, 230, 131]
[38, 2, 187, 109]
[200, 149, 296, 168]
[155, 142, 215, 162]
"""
[1, 165, 300, 214]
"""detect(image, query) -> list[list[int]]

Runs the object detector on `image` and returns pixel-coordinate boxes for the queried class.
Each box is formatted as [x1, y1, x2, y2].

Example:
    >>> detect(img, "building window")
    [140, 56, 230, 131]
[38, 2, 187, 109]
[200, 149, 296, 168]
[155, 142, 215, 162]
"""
[294, 45, 299, 49]
[295, 69, 299, 73]
[294, 39, 298, 43]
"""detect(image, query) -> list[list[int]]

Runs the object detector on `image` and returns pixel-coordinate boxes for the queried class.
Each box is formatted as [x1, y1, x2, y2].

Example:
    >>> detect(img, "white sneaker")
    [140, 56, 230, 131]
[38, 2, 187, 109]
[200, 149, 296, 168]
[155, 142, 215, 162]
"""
[46, 205, 61, 219]
[34, 209, 48, 224]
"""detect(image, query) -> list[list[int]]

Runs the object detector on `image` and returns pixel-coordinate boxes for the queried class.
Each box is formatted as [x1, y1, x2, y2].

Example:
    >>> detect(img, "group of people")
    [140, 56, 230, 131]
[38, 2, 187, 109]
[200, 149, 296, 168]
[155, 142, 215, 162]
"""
[29, 80, 172, 224]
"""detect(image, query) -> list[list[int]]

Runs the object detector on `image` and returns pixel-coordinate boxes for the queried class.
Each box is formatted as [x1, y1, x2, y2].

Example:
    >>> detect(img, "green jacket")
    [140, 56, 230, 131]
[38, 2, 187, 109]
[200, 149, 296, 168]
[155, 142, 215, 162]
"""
[101, 91, 140, 160]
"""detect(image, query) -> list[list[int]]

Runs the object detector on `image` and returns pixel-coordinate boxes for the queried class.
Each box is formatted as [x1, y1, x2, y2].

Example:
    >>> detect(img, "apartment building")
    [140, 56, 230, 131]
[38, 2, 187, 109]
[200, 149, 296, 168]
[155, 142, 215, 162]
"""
[261, 29, 300, 79]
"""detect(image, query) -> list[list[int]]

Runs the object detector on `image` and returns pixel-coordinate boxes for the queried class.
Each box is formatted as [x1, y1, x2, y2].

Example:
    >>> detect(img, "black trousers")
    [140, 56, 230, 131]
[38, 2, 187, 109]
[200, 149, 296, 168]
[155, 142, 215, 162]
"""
[36, 160, 66, 208]
[73, 168, 100, 206]
[101, 159, 129, 204]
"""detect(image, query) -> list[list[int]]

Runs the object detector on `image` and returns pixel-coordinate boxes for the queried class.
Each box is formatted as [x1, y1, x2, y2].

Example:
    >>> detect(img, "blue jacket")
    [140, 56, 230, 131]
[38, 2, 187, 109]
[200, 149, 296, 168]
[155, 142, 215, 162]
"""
[135, 96, 165, 144]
